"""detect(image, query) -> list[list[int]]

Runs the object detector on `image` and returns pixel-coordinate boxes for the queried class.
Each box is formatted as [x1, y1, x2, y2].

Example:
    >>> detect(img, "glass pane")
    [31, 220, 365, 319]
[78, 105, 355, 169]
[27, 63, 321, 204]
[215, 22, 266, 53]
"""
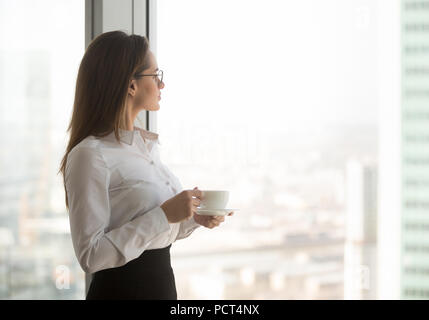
[0, 0, 85, 299]
[157, 0, 379, 299]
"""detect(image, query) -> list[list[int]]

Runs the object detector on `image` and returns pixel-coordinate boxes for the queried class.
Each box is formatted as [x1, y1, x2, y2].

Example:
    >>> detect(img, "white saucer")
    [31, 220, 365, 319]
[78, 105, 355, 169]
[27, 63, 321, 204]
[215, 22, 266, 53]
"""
[196, 208, 239, 216]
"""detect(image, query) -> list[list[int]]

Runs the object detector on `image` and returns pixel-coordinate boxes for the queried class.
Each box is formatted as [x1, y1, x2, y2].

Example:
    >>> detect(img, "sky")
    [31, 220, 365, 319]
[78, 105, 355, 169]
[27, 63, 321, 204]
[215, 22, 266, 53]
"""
[156, 0, 380, 135]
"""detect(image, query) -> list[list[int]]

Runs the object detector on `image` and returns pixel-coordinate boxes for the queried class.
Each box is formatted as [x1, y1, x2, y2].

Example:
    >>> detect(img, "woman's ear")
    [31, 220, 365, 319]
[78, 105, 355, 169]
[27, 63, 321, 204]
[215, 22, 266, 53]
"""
[128, 79, 137, 96]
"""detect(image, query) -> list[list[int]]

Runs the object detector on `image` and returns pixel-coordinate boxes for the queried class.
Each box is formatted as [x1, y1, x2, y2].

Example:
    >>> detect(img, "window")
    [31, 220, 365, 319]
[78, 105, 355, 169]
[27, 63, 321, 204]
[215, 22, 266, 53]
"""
[0, 0, 85, 299]
[156, 0, 379, 299]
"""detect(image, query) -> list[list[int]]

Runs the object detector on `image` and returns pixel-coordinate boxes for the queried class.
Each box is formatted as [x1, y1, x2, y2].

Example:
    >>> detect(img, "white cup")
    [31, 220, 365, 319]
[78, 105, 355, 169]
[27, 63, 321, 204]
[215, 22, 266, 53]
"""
[199, 190, 229, 209]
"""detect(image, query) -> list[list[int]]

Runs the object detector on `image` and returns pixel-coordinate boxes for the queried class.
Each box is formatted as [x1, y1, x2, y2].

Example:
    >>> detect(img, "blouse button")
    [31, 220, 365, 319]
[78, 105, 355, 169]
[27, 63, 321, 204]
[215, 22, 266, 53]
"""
[166, 181, 170, 185]
[150, 160, 155, 165]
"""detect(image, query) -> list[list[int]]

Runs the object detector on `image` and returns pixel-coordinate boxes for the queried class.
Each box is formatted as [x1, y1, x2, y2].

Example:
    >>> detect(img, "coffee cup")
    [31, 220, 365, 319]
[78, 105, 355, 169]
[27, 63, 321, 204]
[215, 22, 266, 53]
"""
[199, 190, 229, 209]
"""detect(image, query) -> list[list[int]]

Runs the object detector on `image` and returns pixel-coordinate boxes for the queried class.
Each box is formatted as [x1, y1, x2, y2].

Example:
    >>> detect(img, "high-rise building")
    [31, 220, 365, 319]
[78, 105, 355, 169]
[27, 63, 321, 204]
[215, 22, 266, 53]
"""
[344, 160, 377, 299]
[378, 0, 429, 299]
[400, 0, 429, 300]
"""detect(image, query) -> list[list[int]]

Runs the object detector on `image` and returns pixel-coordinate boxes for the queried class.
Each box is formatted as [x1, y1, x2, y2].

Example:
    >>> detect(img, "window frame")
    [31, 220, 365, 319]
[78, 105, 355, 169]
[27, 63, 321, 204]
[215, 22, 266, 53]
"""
[84, 0, 154, 297]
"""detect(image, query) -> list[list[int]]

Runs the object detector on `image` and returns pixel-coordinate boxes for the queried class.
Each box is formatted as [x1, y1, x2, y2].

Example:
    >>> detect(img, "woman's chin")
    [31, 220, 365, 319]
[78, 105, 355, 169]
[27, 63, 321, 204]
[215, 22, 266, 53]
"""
[144, 104, 160, 111]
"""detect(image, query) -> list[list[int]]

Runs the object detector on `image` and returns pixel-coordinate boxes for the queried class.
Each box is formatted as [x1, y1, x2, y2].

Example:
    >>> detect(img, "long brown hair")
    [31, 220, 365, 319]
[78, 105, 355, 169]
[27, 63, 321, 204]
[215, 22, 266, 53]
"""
[59, 30, 151, 209]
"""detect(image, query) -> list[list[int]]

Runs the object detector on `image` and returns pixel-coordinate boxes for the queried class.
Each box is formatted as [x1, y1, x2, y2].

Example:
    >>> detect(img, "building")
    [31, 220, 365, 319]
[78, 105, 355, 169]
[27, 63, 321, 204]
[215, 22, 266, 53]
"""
[378, 0, 429, 299]
[344, 160, 377, 299]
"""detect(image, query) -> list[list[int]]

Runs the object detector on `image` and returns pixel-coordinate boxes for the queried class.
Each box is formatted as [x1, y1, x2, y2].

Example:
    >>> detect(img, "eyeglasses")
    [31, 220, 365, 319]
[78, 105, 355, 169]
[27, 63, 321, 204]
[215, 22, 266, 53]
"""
[134, 69, 163, 85]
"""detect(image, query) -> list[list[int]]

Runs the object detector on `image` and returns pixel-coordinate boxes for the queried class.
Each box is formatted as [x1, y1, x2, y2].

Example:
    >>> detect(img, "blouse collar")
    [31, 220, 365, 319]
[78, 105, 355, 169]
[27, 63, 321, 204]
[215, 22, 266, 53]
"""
[106, 126, 160, 145]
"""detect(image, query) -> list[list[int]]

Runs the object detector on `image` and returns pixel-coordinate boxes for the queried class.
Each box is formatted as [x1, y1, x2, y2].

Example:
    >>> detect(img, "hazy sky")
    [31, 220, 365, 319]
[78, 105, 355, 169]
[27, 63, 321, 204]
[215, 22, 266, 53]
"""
[156, 0, 379, 133]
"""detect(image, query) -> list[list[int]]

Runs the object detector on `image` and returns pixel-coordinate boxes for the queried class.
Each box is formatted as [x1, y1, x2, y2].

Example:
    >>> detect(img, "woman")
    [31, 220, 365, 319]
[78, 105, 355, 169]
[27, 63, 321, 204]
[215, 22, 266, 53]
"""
[59, 31, 233, 300]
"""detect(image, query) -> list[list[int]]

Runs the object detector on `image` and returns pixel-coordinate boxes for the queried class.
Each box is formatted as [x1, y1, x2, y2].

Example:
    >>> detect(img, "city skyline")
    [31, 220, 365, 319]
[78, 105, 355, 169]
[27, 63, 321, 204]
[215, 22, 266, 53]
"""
[1, 0, 426, 300]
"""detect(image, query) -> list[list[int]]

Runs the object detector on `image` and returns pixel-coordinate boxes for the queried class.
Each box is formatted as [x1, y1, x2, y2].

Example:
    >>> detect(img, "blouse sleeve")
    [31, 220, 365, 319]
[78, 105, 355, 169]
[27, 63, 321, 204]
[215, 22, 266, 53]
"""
[65, 146, 171, 274]
[167, 172, 201, 241]
[176, 216, 201, 241]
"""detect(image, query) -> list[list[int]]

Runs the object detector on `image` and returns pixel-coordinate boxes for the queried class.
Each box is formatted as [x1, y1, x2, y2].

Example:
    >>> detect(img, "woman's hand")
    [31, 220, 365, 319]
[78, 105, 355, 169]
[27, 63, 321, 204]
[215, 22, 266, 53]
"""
[160, 187, 202, 223]
[194, 211, 234, 229]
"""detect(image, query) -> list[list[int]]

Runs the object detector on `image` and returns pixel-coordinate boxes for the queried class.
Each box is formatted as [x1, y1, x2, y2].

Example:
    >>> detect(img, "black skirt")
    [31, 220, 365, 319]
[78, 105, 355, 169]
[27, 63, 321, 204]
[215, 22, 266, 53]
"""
[86, 244, 177, 300]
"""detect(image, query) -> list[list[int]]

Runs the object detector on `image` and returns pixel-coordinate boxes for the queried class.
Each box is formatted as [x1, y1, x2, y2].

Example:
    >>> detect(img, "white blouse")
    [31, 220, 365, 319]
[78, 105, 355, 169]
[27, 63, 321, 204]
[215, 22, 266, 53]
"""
[65, 126, 200, 274]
